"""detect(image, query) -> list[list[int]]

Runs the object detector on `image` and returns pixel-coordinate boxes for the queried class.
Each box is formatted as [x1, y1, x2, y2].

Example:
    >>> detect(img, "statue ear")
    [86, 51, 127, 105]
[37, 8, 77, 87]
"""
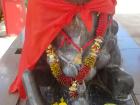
[111, 20, 118, 35]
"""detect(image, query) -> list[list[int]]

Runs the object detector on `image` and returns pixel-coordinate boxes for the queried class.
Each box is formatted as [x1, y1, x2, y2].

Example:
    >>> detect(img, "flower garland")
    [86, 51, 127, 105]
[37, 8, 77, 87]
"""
[46, 13, 110, 97]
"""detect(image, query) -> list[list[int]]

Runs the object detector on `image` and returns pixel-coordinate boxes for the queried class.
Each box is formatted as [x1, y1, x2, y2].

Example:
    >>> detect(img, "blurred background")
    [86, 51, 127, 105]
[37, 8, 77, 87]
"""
[116, 0, 140, 45]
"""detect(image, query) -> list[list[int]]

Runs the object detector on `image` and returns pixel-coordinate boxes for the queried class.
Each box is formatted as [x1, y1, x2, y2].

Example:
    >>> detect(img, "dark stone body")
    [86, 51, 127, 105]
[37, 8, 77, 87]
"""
[48, 0, 134, 103]
[22, 0, 135, 105]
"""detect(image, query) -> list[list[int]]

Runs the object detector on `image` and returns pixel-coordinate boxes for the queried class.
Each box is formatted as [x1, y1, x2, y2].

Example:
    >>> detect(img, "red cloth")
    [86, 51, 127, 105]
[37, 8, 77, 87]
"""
[2, 0, 26, 35]
[9, 0, 117, 98]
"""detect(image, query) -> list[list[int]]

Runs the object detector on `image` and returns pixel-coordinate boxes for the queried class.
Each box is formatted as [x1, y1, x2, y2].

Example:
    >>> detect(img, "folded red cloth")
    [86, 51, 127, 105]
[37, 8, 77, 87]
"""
[9, 0, 116, 98]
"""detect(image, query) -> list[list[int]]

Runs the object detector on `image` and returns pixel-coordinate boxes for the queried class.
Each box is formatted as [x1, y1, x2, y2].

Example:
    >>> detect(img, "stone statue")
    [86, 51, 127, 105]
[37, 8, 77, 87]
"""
[22, 0, 134, 105]
[43, 0, 134, 105]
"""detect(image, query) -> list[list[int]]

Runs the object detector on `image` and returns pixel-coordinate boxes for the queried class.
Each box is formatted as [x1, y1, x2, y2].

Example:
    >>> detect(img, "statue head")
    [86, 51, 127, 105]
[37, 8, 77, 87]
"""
[65, 0, 91, 5]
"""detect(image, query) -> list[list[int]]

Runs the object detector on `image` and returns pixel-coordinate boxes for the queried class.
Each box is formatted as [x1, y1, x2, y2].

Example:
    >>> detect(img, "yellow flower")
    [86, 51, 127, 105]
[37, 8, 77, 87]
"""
[104, 103, 116, 105]
[59, 98, 67, 105]
[52, 102, 58, 105]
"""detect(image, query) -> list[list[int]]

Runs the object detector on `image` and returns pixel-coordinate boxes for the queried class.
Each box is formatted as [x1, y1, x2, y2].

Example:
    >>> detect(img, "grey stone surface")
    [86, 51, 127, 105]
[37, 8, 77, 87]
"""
[0, 37, 21, 105]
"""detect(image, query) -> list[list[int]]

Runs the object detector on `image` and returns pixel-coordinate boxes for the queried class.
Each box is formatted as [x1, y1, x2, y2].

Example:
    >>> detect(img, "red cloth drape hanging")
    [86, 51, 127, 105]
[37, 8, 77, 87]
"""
[9, 0, 117, 98]
[2, 0, 26, 35]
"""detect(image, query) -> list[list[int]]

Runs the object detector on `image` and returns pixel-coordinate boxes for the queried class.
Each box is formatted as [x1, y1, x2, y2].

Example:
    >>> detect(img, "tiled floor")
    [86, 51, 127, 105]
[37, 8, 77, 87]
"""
[0, 37, 21, 105]
[117, 26, 140, 104]
[115, 16, 140, 105]
[0, 36, 17, 59]
[115, 14, 140, 46]
[0, 21, 18, 59]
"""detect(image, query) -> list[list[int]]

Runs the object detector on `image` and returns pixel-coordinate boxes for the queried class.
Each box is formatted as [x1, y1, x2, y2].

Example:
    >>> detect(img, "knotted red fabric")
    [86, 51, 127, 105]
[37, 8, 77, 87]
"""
[9, 0, 117, 98]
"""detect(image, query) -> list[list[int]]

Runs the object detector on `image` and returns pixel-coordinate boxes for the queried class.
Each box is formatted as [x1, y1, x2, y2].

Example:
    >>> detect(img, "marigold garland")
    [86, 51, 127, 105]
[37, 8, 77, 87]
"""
[46, 13, 110, 97]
